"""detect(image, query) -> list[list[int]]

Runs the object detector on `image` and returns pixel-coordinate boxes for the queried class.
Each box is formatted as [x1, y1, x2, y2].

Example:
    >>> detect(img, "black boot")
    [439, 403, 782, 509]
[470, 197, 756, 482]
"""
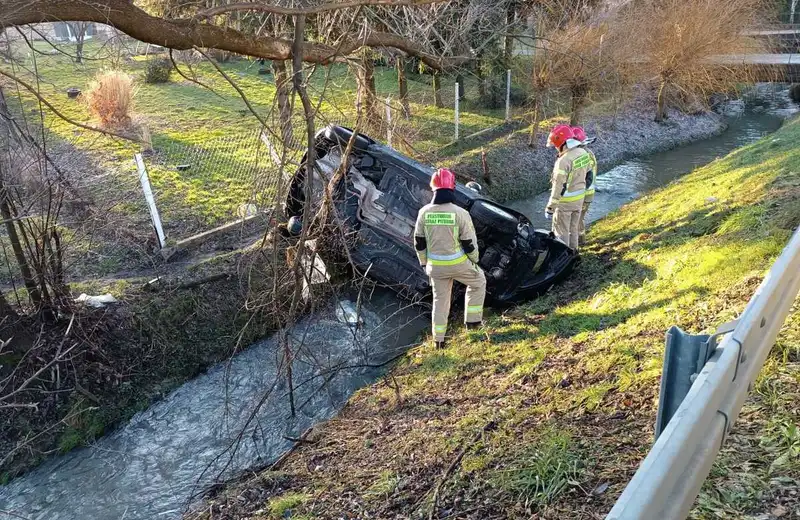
[435, 340, 447, 350]
[465, 321, 482, 330]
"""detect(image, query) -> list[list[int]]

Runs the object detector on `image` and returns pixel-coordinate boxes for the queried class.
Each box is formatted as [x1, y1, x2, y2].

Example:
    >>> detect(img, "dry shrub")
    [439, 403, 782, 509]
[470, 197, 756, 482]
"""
[85, 71, 135, 129]
[618, 0, 769, 121]
[524, 1, 620, 143]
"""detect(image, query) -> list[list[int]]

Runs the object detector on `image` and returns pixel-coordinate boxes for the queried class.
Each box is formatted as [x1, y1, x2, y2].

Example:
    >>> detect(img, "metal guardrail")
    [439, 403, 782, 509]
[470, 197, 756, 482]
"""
[606, 225, 800, 520]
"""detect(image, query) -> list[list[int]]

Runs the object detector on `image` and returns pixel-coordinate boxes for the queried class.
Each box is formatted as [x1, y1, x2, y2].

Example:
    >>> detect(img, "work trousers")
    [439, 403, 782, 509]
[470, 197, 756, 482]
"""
[579, 200, 591, 245]
[553, 207, 581, 250]
[427, 260, 486, 342]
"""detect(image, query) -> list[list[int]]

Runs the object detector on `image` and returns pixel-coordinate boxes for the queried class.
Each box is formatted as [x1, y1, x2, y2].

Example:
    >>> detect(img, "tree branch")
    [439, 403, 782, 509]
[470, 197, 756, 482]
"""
[0, 0, 469, 70]
[197, 0, 446, 18]
[0, 68, 142, 142]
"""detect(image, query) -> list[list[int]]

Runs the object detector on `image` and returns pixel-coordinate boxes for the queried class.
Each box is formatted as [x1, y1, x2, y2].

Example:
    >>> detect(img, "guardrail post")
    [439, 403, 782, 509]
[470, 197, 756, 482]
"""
[655, 327, 715, 439]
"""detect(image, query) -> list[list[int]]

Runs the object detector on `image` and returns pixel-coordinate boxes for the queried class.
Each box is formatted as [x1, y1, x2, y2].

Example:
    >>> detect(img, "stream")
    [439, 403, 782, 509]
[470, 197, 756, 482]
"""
[0, 88, 796, 520]
[0, 291, 428, 520]
[508, 92, 795, 228]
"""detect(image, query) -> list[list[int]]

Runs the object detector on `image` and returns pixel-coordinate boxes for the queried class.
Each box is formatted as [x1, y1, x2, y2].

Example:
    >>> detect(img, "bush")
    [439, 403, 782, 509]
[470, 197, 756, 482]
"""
[85, 71, 135, 129]
[144, 57, 172, 84]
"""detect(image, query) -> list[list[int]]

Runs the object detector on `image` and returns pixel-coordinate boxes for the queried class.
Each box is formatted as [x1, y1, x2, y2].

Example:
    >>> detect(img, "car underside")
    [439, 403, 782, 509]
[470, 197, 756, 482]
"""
[285, 125, 577, 305]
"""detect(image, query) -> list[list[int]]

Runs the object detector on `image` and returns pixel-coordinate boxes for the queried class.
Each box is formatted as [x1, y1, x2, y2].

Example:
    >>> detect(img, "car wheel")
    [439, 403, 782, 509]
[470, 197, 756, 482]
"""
[469, 200, 518, 237]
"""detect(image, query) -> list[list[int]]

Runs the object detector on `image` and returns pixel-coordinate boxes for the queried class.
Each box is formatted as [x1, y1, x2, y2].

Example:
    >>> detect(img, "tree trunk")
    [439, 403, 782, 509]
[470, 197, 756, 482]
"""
[432, 71, 443, 108]
[655, 79, 668, 122]
[272, 60, 294, 149]
[569, 84, 588, 125]
[75, 33, 85, 64]
[476, 53, 486, 99]
[528, 97, 541, 148]
[397, 57, 411, 119]
[68, 22, 87, 64]
[0, 88, 41, 308]
[355, 51, 378, 121]
[0, 188, 41, 308]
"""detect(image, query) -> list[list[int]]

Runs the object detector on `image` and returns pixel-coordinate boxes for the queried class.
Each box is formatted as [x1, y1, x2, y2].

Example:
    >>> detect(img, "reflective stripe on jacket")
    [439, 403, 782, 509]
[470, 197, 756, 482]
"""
[547, 147, 591, 212]
[584, 148, 598, 204]
[414, 202, 479, 267]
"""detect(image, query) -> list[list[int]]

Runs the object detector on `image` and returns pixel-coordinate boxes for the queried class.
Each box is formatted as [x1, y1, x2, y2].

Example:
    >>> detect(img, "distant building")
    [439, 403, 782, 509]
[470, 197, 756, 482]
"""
[4, 22, 114, 43]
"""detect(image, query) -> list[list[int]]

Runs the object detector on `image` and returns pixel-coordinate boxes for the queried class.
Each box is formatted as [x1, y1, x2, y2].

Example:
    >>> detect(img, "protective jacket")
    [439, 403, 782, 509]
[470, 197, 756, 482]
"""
[414, 191, 479, 268]
[414, 189, 485, 343]
[546, 147, 592, 213]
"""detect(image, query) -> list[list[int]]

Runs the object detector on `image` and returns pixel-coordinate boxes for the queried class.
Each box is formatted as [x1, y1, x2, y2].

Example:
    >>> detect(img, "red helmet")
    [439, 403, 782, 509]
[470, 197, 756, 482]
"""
[431, 168, 456, 190]
[547, 124, 574, 149]
[571, 126, 587, 142]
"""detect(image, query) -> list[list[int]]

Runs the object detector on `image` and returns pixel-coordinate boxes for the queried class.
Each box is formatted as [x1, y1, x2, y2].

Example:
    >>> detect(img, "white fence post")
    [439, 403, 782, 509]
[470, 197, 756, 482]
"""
[505, 69, 512, 121]
[454, 82, 460, 141]
[386, 96, 393, 147]
[134, 153, 166, 249]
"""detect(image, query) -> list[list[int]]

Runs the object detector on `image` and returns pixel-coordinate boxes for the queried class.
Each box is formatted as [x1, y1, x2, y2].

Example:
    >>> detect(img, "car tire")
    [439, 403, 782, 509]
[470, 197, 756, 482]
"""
[469, 200, 518, 237]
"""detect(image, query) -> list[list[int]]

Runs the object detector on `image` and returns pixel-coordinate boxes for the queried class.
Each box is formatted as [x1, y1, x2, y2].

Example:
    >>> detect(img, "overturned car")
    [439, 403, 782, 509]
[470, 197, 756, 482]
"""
[285, 126, 577, 304]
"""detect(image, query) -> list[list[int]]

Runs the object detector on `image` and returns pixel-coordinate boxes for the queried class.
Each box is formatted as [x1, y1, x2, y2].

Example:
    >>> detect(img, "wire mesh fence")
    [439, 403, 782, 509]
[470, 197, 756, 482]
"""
[140, 127, 285, 241]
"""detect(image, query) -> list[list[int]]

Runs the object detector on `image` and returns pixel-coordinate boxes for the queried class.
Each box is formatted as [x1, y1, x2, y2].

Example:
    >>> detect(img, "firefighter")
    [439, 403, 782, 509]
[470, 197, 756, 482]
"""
[414, 168, 486, 349]
[572, 126, 598, 245]
[545, 124, 591, 250]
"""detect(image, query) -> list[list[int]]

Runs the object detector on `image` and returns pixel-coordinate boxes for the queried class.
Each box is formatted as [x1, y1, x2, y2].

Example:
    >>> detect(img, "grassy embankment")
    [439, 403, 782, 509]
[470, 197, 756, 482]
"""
[195, 118, 800, 519]
[4, 43, 506, 230]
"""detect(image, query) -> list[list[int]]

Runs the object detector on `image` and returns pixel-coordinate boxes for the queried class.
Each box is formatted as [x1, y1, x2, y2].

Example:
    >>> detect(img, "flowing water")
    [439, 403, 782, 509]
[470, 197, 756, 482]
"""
[0, 291, 427, 520]
[1, 89, 796, 520]
[508, 94, 795, 228]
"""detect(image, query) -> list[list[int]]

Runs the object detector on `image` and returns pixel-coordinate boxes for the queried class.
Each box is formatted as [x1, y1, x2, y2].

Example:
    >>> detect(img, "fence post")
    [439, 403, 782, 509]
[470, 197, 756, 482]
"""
[505, 69, 512, 121]
[134, 153, 166, 249]
[454, 82, 460, 141]
[386, 96, 393, 147]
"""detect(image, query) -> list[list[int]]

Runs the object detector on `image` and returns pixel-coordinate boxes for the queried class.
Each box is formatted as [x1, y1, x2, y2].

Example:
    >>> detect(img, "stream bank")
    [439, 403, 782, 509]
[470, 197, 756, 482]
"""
[1, 89, 796, 520]
[443, 85, 795, 202]
[177, 107, 800, 519]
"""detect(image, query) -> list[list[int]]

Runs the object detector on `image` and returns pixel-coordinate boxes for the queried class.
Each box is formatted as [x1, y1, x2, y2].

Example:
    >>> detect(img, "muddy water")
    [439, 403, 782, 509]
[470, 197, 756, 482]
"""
[508, 94, 795, 229]
[0, 291, 427, 520]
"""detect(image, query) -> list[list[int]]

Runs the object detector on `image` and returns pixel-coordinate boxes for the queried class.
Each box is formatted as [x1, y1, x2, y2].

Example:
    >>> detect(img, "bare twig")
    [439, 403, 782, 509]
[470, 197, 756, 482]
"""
[0, 69, 142, 142]
[198, 0, 446, 18]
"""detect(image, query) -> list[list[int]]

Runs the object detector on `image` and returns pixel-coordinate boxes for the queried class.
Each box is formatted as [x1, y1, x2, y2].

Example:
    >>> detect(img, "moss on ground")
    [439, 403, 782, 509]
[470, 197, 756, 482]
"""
[193, 117, 800, 519]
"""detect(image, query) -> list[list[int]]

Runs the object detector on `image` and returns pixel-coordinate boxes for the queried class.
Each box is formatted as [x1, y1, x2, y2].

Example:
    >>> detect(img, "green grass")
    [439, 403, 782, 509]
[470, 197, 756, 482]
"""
[197, 116, 800, 519]
[2, 41, 508, 235]
[268, 492, 311, 518]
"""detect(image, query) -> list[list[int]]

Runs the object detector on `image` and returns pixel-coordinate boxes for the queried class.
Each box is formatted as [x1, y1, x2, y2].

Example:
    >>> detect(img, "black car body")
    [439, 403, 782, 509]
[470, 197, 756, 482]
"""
[285, 125, 577, 304]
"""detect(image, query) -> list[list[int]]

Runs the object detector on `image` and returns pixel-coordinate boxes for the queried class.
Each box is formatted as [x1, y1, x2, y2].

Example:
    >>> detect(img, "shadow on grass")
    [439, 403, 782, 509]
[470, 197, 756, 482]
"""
[536, 287, 708, 339]
[593, 206, 738, 253]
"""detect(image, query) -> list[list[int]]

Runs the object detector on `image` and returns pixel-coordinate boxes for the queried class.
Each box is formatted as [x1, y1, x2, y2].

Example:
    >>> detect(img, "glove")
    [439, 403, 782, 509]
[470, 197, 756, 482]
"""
[545, 210, 553, 220]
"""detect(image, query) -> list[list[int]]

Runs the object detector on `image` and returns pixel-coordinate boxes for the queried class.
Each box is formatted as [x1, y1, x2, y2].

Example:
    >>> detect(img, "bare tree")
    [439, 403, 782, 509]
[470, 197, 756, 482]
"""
[619, 0, 766, 122]
[0, 0, 470, 70]
[66, 22, 91, 63]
